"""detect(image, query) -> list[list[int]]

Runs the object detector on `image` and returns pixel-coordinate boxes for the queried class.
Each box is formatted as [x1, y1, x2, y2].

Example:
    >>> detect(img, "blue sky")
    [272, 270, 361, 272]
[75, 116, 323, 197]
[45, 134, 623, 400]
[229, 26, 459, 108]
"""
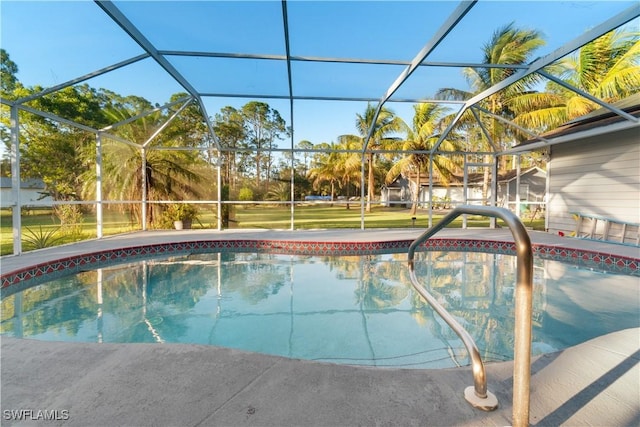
[2, 0, 638, 148]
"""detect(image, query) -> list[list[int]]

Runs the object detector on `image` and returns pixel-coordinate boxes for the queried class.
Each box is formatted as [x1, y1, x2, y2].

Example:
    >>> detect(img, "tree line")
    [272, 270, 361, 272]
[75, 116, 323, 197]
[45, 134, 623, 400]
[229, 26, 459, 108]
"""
[309, 24, 638, 213]
[1, 23, 638, 226]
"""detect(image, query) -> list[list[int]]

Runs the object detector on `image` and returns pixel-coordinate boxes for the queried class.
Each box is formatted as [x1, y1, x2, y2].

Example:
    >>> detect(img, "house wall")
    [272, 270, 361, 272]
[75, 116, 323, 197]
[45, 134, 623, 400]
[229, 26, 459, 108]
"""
[381, 176, 412, 207]
[380, 187, 410, 207]
[418, 187, 485, 206]
[500, 170, 547, 203]
[381, 184, 487, 208]
[0, 178, 53, 208]
[0, 188, 53, 207]
[382, 170, 547, 210]
[547, 126, 639, 235]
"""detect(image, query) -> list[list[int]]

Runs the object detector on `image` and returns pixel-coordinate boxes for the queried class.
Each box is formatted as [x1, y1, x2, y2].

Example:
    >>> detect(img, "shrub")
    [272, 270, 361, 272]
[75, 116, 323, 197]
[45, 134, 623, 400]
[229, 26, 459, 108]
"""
[22, 225, 63, 250]
[238, 187, 254, 202]
[161, 203, 200, 229]
[55, 204, 84, 238]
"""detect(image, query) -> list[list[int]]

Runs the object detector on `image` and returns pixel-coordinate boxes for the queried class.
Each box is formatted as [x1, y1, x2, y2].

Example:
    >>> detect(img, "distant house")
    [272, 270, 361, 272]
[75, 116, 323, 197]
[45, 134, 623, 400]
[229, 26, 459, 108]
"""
[0, 178, 53, 207]
[497, 167, 547, 206]
[514, 93, 639, 243]
[381, 172, 481, 208]
[380, 175, 411, 207]
[381, 167, 546, 209]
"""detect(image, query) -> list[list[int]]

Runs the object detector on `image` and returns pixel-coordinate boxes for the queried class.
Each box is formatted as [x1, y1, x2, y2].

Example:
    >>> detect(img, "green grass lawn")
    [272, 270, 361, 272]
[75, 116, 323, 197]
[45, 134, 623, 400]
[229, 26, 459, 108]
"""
[0, 208, 139, 256]
[231, 205, 531, 229]
[1, 205, 545, 256]
[231, 204, 544, 230]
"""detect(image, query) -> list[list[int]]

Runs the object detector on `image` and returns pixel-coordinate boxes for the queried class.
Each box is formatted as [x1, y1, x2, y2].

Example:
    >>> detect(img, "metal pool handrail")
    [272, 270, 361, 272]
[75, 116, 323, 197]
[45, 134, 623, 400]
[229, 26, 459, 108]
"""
[407, 205, 534, 427]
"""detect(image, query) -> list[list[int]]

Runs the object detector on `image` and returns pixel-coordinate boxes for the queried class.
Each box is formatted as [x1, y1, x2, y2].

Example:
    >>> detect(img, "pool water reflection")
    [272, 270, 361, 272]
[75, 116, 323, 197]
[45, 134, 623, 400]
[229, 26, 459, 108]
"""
[1, 251, 638, 369]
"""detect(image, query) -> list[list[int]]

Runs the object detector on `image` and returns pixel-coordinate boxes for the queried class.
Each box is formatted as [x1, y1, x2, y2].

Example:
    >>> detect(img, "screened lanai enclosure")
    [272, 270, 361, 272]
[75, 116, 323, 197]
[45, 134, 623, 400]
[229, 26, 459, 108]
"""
[1, 1, 639, 254]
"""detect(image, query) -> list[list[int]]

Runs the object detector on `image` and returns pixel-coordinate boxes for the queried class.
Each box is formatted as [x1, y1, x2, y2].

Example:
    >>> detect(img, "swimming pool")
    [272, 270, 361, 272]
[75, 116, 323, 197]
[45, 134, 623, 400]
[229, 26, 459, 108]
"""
[2, 249, 637, 369]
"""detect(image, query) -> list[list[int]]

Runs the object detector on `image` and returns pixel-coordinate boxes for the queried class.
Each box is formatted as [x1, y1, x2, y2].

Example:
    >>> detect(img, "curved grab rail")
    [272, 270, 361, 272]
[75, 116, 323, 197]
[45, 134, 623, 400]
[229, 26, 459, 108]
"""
[408, 205, 533, 426]
[407, 267, 498, 409]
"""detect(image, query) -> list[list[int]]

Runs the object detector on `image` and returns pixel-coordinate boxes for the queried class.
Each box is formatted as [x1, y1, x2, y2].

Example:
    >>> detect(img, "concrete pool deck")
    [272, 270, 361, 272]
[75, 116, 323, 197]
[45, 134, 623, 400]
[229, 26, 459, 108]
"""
[1, 228, 639, 426]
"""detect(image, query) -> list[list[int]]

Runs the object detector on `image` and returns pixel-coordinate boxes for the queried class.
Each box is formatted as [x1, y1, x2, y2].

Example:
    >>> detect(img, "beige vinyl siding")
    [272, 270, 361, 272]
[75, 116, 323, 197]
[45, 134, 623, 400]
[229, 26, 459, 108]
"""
[548, 126, 639, 236]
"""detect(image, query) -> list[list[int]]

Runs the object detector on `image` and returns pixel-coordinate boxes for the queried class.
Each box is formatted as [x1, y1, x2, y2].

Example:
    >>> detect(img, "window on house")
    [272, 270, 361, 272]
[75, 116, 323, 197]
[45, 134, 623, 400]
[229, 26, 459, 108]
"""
[519, 184, 530, 201]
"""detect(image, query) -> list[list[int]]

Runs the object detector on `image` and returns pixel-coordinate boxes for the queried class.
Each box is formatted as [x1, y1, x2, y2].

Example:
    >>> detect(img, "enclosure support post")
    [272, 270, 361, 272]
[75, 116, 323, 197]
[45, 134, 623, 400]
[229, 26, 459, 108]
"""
[462, 154, 468, 228]
[95, 133, 103, 238]
[490, 155, 498, 228]
[515, 155, 521, 218]
[428, 155, 434, 228]
[289, 149, 295, 231]
[216, 155, 222, 231]
[360, 159, 365, 230]
[141, 147, 147, 231]
[10, 105, 22, 255]
[544, 153, 550, 231]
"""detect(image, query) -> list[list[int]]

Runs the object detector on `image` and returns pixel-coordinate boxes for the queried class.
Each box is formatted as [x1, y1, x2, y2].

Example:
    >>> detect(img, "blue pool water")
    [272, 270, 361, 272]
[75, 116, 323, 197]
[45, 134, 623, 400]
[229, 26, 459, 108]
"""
[1, 251, 638, 369]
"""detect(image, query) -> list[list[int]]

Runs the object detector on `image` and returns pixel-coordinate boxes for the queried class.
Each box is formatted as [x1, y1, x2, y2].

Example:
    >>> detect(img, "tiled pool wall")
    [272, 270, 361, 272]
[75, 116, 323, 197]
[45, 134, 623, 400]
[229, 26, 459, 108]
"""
[1, 238, 638, 297]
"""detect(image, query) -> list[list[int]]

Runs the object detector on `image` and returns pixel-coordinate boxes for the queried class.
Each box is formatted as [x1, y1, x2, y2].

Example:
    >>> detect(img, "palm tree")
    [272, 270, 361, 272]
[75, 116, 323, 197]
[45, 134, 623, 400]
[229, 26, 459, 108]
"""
[342, 104, 408, 212]
[81, 101, 206, 227]
[99, 143, 203, 226]
[307, 142, 341, 201]
[512, 27, 640, 134]
[386, 103, 463, 215]
[307, 139, 361, 208]
[436, 23, 546, 200]
[335, 135, 365, 209]
[265, 181, 290, 201]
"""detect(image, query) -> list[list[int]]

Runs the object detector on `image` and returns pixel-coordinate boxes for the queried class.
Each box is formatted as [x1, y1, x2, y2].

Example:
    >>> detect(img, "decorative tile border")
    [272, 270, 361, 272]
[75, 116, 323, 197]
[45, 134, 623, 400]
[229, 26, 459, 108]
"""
[1, 238, 638, 297]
